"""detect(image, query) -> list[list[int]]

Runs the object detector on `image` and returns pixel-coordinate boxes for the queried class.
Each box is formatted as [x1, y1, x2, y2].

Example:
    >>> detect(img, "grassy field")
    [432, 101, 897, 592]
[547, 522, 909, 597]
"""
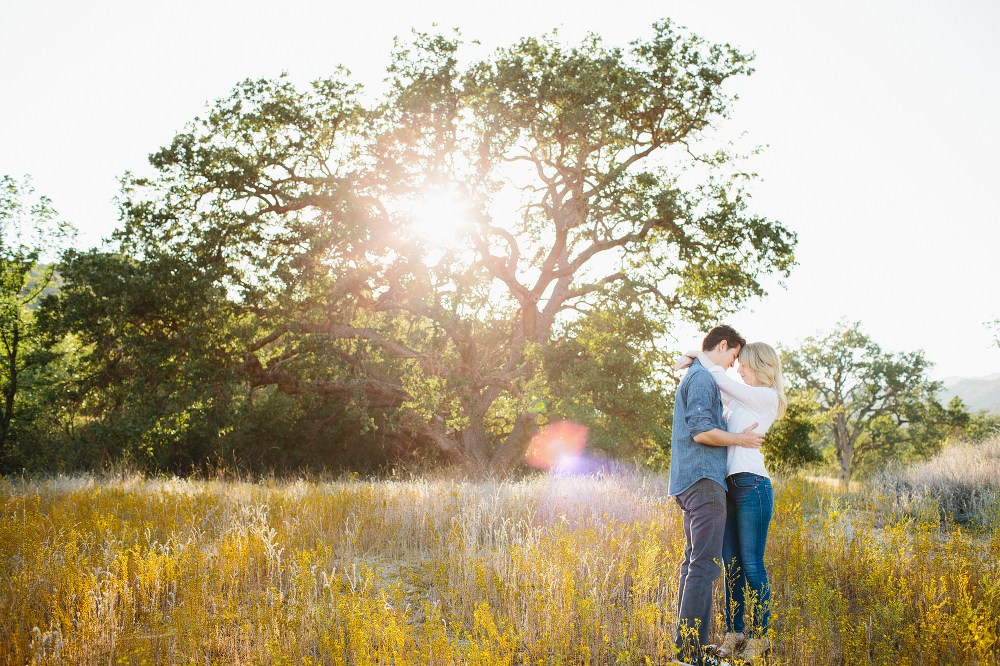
[2, 440, 999, 665]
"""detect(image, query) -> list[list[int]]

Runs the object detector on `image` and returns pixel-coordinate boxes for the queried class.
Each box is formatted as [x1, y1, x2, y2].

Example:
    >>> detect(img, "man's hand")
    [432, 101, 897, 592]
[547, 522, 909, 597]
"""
[736, 423, 763, 449]
[693, 423, 764, 449]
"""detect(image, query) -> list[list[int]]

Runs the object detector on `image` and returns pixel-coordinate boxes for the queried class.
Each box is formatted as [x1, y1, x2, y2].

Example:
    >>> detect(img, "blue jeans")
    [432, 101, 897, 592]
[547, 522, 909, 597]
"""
[723, 472, 773, 638]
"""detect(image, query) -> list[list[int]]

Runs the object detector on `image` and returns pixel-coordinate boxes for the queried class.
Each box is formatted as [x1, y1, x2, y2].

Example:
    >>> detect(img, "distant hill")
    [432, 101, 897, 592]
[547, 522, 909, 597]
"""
[938, 374, 1000, 414]
[941, 372, 1000, 387]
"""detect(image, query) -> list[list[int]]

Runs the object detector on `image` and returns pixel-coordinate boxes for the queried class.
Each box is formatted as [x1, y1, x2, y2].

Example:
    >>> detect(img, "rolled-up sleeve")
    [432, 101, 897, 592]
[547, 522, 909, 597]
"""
[684, 372, 719, 437]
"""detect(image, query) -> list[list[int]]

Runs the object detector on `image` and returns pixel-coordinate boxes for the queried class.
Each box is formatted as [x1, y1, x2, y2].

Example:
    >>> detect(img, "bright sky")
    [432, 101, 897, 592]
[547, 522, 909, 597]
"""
[2, 0, 998, 380]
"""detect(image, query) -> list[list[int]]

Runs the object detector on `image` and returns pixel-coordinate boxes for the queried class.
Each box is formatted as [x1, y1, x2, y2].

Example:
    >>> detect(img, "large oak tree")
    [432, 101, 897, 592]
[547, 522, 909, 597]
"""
[63, 23, 795, 472]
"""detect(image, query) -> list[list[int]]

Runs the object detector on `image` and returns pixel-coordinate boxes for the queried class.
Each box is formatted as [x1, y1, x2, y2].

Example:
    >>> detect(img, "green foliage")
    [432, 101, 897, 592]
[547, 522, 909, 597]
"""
[54, 249, 402, 473]
[781, 320, 940, 485]
[0, 175, 75, 472]
[760, 390, 823, 471]
[900, 395, 972, 459]
[847, 396, 995, 475]
[966, 409, 1000, 443]
[57, 22, 796, 473]
[540, 287, 674, 463]
[55, 249, 242, 470]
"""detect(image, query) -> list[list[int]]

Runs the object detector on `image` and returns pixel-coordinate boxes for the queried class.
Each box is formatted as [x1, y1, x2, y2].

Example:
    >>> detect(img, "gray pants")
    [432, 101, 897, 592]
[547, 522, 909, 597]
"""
[674, 478, 727, 663]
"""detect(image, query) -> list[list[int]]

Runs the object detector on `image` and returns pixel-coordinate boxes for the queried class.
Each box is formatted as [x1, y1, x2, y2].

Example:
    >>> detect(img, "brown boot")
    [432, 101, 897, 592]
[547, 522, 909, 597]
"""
[714, 632, 745, 658]
[740, 636, 771, 663]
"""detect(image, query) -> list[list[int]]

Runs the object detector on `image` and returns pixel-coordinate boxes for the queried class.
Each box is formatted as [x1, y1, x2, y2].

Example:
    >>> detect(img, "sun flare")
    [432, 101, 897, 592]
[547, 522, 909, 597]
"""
[408, 189, 470, 246]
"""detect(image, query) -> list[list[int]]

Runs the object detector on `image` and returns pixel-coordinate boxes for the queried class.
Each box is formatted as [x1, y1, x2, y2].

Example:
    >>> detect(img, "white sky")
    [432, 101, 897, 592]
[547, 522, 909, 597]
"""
[2, 0, 998, 380]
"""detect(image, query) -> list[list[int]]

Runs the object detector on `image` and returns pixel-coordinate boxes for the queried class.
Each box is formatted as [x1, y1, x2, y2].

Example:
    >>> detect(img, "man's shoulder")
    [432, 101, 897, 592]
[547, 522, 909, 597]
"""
[680, 361, 719, 400]
[680, 359, 712, 386]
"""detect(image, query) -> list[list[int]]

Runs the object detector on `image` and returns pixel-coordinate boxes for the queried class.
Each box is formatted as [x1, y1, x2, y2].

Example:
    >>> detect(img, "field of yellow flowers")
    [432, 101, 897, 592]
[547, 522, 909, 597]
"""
[2, 449, 998, 665]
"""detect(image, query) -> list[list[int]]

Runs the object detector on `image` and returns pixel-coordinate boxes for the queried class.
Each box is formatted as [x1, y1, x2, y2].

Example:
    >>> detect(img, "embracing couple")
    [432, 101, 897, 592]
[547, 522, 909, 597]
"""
[669, 325, 787, 666]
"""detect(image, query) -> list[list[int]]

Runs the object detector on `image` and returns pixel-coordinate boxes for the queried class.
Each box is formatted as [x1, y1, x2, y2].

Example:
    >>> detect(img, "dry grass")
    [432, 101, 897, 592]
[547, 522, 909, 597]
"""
[865, 437, 1000, 530]
[2, 458, 998, 665]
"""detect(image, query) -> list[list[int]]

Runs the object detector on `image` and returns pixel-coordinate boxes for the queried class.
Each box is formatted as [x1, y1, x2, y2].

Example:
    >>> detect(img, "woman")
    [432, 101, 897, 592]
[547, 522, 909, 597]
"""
[678, 342, 787, 662]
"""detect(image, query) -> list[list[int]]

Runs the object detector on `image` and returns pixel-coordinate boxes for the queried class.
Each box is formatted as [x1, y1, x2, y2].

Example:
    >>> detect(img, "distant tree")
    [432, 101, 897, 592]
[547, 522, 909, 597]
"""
[66, 23, 796, 473]
[901, 395, 972, 458]
[852, 395, 994, 473]
[760, 389, 822, 471]
[781, 321, 940, 486]
[965, 409, 1000, 443]
[0, 175, 75, 470]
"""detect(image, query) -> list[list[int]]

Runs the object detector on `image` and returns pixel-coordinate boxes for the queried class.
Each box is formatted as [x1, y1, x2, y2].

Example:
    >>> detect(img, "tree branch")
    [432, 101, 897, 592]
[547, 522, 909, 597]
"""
[296, 322, 421, 360]
[249, 328, 286, 353]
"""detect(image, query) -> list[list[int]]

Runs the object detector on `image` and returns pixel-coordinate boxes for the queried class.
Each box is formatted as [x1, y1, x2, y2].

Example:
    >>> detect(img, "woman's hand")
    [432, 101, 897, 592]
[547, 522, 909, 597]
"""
[674, 349, 701, 370]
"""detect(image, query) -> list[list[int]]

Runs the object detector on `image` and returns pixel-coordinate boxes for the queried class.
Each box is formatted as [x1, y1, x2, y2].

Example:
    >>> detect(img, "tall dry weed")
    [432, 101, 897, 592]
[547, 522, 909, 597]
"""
[866, 435, 1000, 530]
[1, 463, 997, 665]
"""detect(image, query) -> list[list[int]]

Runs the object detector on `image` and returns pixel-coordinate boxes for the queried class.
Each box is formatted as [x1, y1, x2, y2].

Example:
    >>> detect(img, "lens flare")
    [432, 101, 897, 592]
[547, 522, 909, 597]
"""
[529, 395, 547, 413]
[525, 420, 588, 470]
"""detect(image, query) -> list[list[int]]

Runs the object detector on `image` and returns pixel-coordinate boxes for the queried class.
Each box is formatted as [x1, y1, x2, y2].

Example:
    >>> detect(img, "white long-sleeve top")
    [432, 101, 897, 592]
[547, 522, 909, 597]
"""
[702, 360, 778, 479]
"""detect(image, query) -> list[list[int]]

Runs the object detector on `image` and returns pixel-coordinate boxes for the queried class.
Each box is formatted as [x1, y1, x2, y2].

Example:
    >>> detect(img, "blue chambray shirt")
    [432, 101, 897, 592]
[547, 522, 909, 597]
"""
[668, 358, 727, 495]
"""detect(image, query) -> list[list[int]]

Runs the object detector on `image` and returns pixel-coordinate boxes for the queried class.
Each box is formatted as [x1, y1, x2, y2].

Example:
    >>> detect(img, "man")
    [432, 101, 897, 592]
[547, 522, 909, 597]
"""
[669, 325, 763, 665]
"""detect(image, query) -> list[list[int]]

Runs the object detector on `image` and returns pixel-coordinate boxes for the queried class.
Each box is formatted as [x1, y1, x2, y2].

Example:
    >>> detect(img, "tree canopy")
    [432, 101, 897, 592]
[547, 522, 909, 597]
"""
[61, 22, 796, 473]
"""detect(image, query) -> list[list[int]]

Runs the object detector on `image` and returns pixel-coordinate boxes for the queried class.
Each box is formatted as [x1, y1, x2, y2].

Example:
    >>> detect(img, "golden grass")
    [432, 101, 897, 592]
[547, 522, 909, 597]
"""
[2, 468, 997, 665]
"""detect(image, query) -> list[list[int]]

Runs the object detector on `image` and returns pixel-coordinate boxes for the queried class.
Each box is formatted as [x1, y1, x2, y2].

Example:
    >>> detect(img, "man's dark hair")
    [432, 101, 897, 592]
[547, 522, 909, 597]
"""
[702, 325, 746, 353]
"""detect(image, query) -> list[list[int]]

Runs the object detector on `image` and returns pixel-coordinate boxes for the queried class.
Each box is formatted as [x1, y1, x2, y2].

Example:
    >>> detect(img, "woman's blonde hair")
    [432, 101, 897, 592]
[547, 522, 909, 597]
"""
[738, 342, 787, 420]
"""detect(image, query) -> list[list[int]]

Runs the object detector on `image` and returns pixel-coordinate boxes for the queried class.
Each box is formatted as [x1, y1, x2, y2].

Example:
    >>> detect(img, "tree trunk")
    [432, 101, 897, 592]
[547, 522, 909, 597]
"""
[457, 414, 493, 475]
[838, 441, 853, 491]
[489, 411, 538, 473]
[0, 319, 18, 449]
[833, 414, 852, 490]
